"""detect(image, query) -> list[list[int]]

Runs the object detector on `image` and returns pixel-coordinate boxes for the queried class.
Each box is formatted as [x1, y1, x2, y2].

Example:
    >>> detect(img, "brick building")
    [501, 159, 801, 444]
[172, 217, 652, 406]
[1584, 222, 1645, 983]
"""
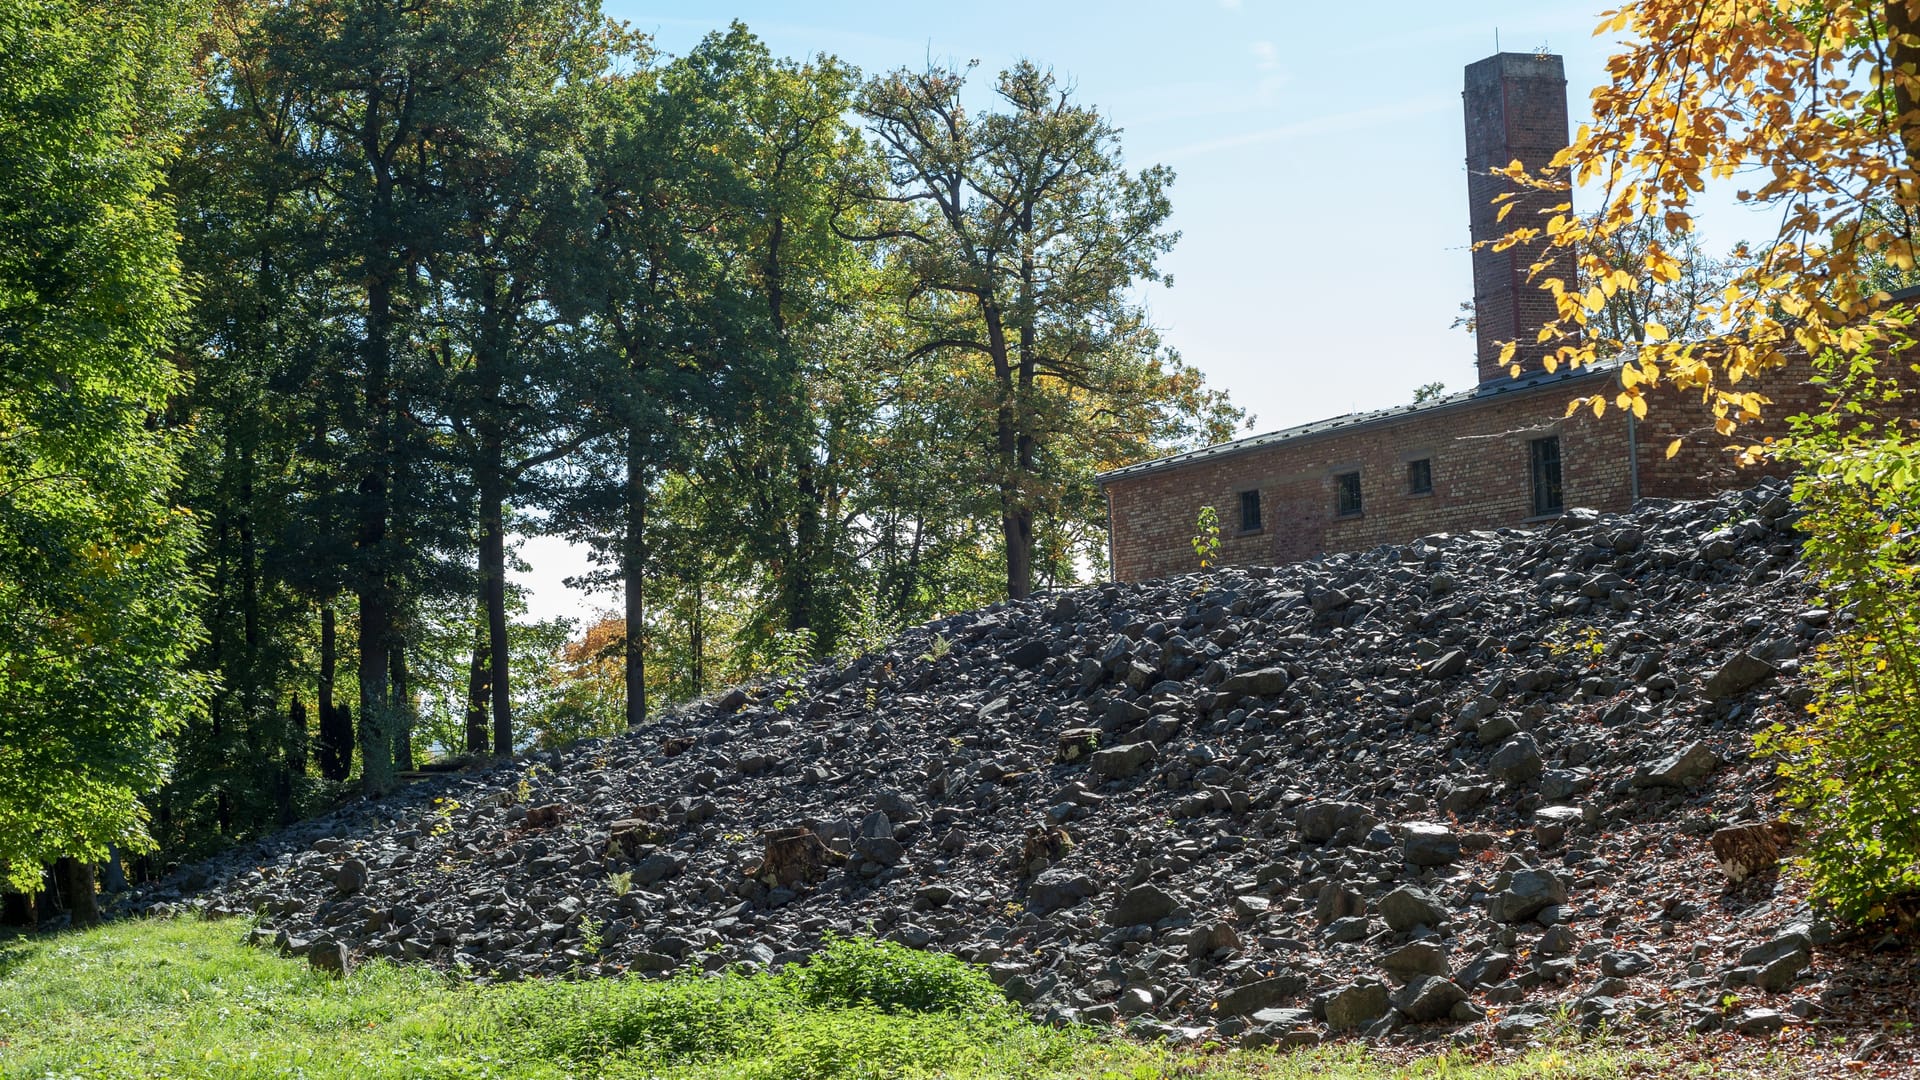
[1097, 52, 1812, 583]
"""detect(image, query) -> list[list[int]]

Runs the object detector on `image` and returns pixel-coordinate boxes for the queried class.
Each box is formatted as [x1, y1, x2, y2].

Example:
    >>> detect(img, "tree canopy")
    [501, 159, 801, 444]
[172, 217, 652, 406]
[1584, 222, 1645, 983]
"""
[1497, 1, 1920, 442]
[0, 0, 208, 891]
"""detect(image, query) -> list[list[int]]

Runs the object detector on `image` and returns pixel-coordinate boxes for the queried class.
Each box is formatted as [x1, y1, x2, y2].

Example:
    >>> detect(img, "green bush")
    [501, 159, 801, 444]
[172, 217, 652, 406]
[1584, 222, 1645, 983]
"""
[496, 971, 787, 1065]
[782, 934, 1011, 1016]
[1764, 349, 1920, 922]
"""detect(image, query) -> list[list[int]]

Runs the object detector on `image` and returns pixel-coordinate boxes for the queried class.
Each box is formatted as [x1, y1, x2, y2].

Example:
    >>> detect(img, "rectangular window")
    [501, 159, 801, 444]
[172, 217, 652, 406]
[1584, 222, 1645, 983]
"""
[1336, 471, 1363, 516]
[1530, 436, 1564, 516]
[1238, 489, 1262, 532]
[1407, 458, 1433, 495]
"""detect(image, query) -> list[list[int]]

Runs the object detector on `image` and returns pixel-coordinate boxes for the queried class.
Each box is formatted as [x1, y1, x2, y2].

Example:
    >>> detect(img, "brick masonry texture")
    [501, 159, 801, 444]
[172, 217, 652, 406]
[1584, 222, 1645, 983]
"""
[1098, 49, 1868, 585]
[1103, 360, 1828, 584]
[1464, 53, 1577, 388]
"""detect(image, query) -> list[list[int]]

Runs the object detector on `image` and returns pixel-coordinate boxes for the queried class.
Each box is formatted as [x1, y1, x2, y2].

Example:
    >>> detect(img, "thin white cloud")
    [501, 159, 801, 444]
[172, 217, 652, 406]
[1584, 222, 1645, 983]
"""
[1160, 95, 1453, 160]
[1220, 0, 1243, 9]
[1250, 40, 1279, 71]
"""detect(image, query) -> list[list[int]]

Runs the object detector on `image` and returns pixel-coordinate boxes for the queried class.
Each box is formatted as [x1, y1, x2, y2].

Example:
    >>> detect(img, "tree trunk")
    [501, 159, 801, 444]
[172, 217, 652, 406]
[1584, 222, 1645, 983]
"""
[465, 614, 490, 754]
[391, 641, 413, 771]
[624, 433, 648, 728]
[103, 845, 128, 893]
[480, 475, 513, 756]
[981, 303, 1031, 600]
[317, 606, 349, 781]
[55, 858, 97, 929]
[357, 268, 396, 796]
[690, 573, 704, 695]
[280, 696, 306, 825]
[1892, 1, 1920, 178]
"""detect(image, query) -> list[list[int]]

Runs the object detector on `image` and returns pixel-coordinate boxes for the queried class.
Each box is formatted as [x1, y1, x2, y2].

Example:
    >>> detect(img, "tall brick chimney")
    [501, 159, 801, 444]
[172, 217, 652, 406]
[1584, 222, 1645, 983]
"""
[1463, 52, 1575, 387]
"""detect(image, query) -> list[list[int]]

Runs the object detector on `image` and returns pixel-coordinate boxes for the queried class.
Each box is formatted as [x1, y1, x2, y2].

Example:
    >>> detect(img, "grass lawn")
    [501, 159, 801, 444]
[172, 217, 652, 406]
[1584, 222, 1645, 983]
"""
[0, 915, 1778, 1078]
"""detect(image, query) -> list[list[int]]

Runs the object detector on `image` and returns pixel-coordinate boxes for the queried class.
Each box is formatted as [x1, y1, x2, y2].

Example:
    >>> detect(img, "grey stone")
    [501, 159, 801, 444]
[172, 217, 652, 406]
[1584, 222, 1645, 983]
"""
[1401, 822, 1460, 866]
[1391, 976, 1468, 1022]
[1212, 973, 1308, 1016]
[1488, 869, 1569, 923]
[1600, 950, 1655, 978]
[1220, 666, 1290, 698]
[1090, 742, 1157, 780]
[1380, 941, 1449, 981]
[308, 941, 352, 977]
[1702, 651, 1777, 701]
[1324, 980, 1391, 1031]
[1489, 733, 1543, 785]
[1104, 883, 1178, 926]
[1633, 740, 1717, 788]
[1028, 868, 1101, 915]
[1379, 885, 1449, 933]
[1424, 650, 1469, 680]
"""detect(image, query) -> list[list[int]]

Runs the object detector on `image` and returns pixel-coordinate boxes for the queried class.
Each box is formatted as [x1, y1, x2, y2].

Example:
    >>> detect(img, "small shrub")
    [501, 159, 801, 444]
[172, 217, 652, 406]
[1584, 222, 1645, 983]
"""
[783, 935, 1010, 1015]
[1762, 351, 1920, 922]
[1190, 505, 1220, 570]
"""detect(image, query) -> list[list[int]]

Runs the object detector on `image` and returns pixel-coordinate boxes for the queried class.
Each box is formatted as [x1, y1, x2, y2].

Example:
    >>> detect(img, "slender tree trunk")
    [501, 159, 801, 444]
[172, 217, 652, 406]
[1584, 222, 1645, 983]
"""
[981, 303, 1031, 600]
[624, 433, 648, 727]
[690, 573, 704, 695]
[480, 474, 512, 755]
[317, 606, 349, 781]
[465, 614, 490, 754]
[357, 266, 396, 796]
[280, 697, 306, 825]
[391, 641, 412, 771]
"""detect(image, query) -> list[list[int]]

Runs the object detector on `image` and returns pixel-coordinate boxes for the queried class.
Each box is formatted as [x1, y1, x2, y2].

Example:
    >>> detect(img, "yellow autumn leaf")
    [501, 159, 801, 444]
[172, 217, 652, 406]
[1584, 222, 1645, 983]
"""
[1642, 321, 1669, 341]
[1666, 438, 1682, 459]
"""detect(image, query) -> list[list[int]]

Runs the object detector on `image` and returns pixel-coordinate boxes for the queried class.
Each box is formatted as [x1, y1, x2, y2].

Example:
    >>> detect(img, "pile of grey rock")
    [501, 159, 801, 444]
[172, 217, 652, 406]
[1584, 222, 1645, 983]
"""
[137, 478, 1853, 1047]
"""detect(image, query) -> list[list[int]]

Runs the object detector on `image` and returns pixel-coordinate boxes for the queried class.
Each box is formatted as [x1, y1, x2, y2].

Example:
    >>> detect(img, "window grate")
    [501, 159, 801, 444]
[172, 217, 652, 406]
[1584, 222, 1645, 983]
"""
[1530, 436, 1563, 516]
[1407, 458, 1433, 495]
[1336, 471, 1363, 516]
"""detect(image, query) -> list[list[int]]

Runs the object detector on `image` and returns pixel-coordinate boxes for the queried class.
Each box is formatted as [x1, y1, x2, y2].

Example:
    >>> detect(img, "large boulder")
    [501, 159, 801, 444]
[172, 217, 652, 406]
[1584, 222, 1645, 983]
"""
[1488, 869, 1569, 923]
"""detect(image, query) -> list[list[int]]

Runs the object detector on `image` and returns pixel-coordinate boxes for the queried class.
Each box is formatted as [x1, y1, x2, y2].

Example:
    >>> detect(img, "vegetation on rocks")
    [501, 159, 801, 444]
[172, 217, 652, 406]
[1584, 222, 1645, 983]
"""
[0, 915, 1747, 1079]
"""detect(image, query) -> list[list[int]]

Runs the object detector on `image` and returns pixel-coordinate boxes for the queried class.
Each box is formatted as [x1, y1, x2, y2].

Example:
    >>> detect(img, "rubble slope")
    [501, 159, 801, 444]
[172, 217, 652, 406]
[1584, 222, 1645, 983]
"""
[147, 479, 1870, 1046]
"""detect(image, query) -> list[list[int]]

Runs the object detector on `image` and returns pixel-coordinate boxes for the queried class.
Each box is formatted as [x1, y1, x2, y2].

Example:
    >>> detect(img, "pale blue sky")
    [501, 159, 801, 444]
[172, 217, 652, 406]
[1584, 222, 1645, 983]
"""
[518, 1, 1758, 620]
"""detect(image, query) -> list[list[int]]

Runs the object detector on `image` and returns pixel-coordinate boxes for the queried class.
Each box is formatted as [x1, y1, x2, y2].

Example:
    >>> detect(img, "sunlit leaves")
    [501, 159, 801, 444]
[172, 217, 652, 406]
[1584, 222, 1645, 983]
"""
[1494, 0, 1920, 439]
[0, 0, 209, 889]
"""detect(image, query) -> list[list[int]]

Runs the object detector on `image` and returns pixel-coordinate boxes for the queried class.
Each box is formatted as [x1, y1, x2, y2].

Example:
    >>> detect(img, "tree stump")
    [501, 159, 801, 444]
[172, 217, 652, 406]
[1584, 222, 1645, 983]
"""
[756, 827, 845, 888]
[607, 811, 666, 861]
[1711, 820, 1798, 887]
[1056, 728, 1101, 763]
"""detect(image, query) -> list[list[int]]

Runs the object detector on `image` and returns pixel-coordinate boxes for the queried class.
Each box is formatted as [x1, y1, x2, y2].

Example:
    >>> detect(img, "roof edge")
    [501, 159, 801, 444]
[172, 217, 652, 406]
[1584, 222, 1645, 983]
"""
[1097, 364, 1618, 486]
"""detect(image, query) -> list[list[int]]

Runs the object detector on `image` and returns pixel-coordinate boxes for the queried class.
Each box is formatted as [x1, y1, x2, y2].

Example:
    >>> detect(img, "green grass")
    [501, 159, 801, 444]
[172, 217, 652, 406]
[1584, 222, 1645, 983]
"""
[0, 915, 1669, 1079]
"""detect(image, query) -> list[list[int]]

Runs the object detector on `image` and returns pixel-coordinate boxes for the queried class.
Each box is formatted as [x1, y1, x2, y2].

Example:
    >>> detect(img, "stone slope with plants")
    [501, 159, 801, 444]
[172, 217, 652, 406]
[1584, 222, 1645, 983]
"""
[140, 478, 1871, 1048]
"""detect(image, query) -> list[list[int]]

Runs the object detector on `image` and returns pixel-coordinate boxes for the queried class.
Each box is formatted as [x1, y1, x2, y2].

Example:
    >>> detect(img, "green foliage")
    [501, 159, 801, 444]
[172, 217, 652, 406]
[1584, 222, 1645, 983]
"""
[1764, 345, 1920, 922]
[762, 626, 817, 710]
[917, 633, 953, 664]
[1191, 505, 1222, 570]
[782, 934, 1011, 1016]
[0, 915, 1728, 1079]
[0, 0, 210, 889]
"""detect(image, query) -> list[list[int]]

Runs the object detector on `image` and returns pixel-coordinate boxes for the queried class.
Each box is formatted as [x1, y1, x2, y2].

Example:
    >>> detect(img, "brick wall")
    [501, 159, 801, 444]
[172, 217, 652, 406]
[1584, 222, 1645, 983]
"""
[1105, 370, 1634, 582]
[1632, 361, 1824, 500]
[1464, 53, 1577, 387]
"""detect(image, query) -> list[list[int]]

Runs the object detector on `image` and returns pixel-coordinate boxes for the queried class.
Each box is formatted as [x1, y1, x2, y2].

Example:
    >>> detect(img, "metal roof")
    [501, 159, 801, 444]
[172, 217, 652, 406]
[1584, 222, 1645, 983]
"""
[1096, 363, 1617, 485]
